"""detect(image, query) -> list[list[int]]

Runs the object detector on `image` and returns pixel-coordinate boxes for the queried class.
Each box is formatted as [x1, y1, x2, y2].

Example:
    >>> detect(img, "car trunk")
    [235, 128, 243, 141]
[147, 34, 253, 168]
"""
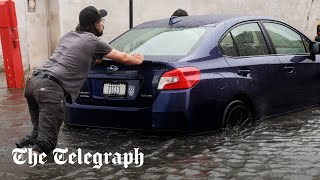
[75, 60, 171, 107]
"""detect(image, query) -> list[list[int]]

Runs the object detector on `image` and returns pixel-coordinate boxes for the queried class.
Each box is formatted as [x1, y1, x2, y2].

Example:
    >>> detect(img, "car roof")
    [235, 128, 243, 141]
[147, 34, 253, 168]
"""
[135, 14, 278, 28]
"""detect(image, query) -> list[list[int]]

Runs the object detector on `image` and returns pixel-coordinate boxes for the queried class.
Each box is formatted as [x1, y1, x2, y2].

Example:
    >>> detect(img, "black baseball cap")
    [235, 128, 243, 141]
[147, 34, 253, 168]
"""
[79, 6, 108, 27]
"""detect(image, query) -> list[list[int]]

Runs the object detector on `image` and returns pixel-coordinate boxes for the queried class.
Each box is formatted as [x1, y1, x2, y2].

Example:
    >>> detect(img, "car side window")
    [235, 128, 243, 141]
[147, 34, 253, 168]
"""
[302, 38, 311, 53]
[219, 33, 238, 56]
[230, 23, 269, 56]
[263, 23, 307, 54]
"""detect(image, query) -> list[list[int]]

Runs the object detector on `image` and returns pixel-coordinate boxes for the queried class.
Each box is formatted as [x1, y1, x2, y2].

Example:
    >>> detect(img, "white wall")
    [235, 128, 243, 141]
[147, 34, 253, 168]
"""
[48, 0, 61, 55]
[58, 0, 129, 43]
[58, 0, 320, 46]
[0, 0, 320, 71]
[305, 0, 320, 40]
[15, 0, 30, 72]
[133, 0, 319, 39]
[25, 0, 50, 71]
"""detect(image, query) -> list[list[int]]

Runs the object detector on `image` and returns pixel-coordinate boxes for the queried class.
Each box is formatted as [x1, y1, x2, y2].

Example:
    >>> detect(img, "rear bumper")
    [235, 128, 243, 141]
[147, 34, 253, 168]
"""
[64, 89, 228, 132]
[64, 103, 188, 131]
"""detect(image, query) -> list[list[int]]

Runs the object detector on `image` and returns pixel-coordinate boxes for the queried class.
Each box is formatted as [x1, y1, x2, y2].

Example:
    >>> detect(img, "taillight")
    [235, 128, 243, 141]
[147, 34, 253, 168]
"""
[158, 67, 200, 90]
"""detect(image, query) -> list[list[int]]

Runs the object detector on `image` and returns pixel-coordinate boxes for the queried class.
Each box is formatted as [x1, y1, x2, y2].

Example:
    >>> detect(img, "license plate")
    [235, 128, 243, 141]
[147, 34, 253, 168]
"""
[103, 82, 126, 96]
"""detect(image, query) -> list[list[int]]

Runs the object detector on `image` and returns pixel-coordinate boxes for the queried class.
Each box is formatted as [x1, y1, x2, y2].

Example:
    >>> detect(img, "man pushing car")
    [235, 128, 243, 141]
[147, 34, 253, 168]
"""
[16, 6, 144, 154]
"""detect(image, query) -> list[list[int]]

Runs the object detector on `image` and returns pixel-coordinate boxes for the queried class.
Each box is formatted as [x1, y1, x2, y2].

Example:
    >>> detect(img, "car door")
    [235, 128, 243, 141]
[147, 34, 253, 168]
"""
[219, 22, 286, 118]
[262, 22, 320, 109]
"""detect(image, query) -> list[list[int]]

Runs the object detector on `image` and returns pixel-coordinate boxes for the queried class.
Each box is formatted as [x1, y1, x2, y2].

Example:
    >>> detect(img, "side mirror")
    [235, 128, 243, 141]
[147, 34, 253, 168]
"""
[310, 42, 320, 61]
[311, 42, 320, 54]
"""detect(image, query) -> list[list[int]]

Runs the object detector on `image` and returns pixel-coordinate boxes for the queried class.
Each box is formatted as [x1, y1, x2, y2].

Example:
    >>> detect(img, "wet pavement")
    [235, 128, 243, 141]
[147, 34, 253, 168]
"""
[1, 83, 320, 179]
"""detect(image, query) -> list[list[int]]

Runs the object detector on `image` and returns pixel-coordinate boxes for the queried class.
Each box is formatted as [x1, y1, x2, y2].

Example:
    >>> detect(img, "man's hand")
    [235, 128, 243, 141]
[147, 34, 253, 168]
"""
[131, 53, 144, 64]
[104, 49, 144, 65]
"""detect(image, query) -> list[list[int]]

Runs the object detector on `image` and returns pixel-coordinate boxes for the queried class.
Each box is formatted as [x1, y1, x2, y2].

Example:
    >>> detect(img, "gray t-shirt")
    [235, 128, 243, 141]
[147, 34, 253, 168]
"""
[39, 31, 113, 100]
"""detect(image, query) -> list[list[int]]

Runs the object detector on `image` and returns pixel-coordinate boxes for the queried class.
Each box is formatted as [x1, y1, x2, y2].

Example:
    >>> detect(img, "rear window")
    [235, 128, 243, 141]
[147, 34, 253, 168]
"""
[110, 27, 207, 61]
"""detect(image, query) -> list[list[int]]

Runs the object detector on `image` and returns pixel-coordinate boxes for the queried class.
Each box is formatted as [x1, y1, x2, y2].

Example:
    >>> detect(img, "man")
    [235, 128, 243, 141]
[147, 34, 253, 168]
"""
[16, 6, 144, 154]
[171, 8, 189, 17]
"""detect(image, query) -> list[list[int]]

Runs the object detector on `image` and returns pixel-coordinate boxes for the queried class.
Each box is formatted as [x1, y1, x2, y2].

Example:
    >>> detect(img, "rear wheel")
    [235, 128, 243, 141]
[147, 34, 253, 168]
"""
[222, 100, 253, 129]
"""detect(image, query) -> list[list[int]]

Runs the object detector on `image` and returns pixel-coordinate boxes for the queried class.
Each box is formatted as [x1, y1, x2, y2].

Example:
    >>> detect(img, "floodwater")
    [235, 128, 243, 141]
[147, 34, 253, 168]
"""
[1, 88, 320, 179]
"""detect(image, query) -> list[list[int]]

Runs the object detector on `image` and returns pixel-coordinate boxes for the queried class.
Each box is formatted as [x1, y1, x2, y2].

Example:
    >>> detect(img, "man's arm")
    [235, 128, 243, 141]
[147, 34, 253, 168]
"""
[104, 49, 144, 65]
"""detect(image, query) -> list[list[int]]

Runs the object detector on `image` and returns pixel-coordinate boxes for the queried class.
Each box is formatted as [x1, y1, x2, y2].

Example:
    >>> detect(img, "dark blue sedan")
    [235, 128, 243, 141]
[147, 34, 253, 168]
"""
[64, 15, 320, 132]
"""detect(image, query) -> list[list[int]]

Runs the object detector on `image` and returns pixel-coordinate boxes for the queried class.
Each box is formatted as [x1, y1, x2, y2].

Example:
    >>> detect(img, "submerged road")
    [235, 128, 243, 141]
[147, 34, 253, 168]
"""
[1, 88, 320, 179]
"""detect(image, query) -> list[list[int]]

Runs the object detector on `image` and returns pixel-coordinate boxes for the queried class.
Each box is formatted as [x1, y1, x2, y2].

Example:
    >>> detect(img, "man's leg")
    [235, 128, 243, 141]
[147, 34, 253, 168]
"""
[33, 79, 65, 154]
[16, 79, 39, 148]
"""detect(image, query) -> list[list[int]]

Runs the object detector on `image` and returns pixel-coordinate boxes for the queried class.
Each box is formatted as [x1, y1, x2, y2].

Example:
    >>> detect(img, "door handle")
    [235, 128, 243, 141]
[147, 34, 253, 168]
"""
[284, 66, 294, 74]
[237, 70, 251, 76]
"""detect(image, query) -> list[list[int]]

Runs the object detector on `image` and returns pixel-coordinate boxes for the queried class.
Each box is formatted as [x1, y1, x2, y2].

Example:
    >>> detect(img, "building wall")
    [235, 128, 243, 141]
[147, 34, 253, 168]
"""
[59, 0, 320, 47]
[132, 0, 319, 39]
[58, 0, 129, 43]
[25, 0, 50, 71]
[47, 0, 61, 55]
[0, 0, 319, 72]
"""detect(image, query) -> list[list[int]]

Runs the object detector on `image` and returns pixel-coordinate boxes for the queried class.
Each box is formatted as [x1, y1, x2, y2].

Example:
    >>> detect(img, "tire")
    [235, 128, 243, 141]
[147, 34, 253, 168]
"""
[222, 100, 253, 129]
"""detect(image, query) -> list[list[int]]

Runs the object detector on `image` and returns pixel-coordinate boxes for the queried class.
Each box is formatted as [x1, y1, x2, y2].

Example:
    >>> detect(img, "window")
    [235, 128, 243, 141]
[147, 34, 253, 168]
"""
[231, 23, 269, 56]
[220, 33, 238, 56]
[302, 38, 310, 53]
[264, 23, 307, 54]
[110, 27, 207, 60]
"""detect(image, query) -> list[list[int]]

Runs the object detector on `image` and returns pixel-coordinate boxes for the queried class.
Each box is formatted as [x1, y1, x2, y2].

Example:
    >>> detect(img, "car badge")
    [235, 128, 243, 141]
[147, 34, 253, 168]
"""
[128, 85, 135, 96]
[107, 65, 118, 72]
